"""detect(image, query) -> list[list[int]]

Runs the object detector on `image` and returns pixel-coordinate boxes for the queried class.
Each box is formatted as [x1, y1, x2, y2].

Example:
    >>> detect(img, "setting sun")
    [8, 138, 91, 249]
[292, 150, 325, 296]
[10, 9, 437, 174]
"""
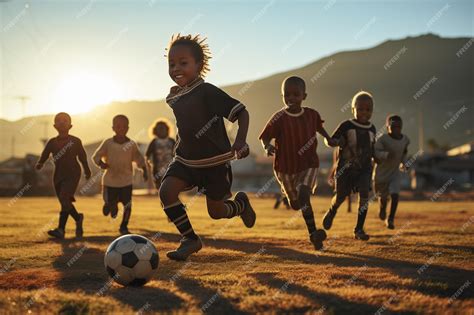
[53, 72, 119, 114]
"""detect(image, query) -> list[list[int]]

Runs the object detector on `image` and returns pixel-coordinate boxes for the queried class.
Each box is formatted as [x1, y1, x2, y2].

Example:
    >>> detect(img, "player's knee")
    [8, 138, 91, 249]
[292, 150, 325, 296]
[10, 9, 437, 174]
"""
[159, 184, 175, 206]
[289, 200, 300, 210]
[207, 207, 223, 220]
[297, 186, 311, 203]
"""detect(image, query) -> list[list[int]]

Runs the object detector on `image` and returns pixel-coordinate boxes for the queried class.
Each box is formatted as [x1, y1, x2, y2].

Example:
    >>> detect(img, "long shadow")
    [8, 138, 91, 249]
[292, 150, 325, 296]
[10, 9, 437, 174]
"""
[51, 237, 185, 313]
[174, 276, 248, 315]
[252, 272, 383, 314]
[147, 230, 473, 300]
[129, 229, 474, 301]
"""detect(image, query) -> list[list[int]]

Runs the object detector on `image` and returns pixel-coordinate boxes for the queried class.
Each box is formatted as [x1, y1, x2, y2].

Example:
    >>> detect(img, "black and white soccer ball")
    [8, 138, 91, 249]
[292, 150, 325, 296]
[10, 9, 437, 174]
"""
[104, 234, 159, 286]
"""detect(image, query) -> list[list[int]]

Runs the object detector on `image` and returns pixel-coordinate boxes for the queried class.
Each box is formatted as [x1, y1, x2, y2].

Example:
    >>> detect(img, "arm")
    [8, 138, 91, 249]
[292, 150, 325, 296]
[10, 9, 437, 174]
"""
[36, 140, 52, 170]
[132, 142, 148, 181]
[77, 139, 92, 179]
[319, 126, 339, 147]
[231, 109, 250, 159]
[260, 134, 275, 157]
[92, 140, 108, 169]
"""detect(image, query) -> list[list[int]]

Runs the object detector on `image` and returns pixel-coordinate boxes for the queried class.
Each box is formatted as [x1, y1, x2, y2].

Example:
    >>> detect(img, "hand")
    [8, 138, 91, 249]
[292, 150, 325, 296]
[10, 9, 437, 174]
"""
[326, 137, 338, 147]
[399, 164, 409, 173]
[85, 171, 92, 180]
[99, 160, 109, 169]
[35, 162, 43, 170]
[232, 140, 250, 159]
[265, 144, 276, 157]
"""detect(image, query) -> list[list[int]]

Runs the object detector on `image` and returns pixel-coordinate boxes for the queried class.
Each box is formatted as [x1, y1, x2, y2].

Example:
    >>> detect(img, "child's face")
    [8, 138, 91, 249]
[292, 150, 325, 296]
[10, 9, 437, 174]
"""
[282, 83, 306, 108]
[112, 118, 129, 137]
[388, 120, 402, 136]
[54, 114, 72, 134]
[155, 124, 169, 139]
[353, 100, 373, 124]
[168, 45, 202, 87]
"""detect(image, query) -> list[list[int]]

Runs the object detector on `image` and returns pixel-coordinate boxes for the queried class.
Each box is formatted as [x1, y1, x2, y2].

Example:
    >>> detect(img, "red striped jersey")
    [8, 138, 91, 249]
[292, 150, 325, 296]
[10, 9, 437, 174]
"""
[259, 107, 324, 174]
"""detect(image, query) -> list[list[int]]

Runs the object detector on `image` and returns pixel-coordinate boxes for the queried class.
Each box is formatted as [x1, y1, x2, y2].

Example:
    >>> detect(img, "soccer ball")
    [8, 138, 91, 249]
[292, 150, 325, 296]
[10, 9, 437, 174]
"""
[104, 234, 159, 286]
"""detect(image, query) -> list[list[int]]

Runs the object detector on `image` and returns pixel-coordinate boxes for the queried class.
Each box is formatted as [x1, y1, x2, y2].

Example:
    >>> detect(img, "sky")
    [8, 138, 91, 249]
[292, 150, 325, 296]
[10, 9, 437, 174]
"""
[1, 0, 473, 120]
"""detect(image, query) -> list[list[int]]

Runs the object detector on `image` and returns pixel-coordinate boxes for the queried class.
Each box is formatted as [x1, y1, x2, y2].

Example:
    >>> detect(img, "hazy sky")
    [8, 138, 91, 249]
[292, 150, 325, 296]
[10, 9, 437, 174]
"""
[1, 0, 473, 120]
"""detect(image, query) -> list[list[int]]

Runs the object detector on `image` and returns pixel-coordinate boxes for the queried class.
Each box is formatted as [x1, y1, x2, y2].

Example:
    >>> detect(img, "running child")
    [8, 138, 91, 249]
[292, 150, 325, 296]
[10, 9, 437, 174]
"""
[259, 76, 337, 250]
[146, 118, 175, 191]
[36, 112, 91, 239]
[322, 91, 376, 240]
[374, 115, 410, 229]
[92, 114, 148, 235]
[160, 34, 255, 261]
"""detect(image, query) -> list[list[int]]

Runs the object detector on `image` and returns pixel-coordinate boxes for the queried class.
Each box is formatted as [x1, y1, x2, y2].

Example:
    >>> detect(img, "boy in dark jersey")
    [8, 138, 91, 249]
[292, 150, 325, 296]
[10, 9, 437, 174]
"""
[36, 112, 91, 239]
[160, 34, 256, 261]
[322, 91, 376, 241]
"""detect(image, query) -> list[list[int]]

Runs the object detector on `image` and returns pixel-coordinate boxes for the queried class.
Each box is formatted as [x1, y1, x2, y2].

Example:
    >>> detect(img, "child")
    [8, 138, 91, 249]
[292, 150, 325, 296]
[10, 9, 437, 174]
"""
[145, 119, 175, 190]
[322, 91, 376, 241]
[259, 76, 337, 250]
[36, 112, 91, 239]
[160, 34, 255, 261]
[92, 114, 148, 235]
[374, 115, 410, 229]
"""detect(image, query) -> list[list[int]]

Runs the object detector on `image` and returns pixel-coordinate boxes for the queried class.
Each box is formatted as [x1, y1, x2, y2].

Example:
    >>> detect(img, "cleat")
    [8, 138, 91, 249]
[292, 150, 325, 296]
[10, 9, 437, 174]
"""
[166, 236, 202, 261]
[354, 229, 370, 241]
[310, 229, 327, 250]
[322, 209, 337, 230]
[48, 228, 65, 239]
[236, 192, 256, 228]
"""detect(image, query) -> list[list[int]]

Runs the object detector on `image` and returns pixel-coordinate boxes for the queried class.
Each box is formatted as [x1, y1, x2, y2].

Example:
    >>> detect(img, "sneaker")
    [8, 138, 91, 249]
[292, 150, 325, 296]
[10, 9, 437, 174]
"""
[75, 213, 84, 238]
[386, 219, 395, 230]
[310, 229, 327, 250]
[166, 236, 202, 261]
[119, 226, 130, 235]
[48, 228, 65, 239]
[354, 229, 370, 241]
[379, 208, 386, 221]
[322, 209, 337, 230]
[236, 192, 256, 228]
[102, 204, 110, 216]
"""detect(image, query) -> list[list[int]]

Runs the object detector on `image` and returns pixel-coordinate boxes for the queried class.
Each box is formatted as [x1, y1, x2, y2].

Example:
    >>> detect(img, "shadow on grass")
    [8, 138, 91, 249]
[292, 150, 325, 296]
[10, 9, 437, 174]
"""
[174, 277, 249, 315]
[51, 237, 185, 313]
[252, 272, 382, 314]
[138, 230, 473, 301]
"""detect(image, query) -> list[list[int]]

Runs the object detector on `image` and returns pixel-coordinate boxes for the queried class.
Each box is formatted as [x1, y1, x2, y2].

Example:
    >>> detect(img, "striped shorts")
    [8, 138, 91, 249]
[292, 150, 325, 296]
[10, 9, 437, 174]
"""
[275, 168, 319, 202]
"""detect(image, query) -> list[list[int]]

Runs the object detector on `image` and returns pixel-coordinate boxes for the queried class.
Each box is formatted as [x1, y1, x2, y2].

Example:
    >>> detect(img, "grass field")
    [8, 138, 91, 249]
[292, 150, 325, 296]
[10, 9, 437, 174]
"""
[0, 195, 473, 314]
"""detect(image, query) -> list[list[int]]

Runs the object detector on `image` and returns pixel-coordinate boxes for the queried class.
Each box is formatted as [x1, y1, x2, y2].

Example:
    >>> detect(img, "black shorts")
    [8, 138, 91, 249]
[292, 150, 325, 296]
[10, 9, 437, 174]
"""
[163, 160, 233, 201]
[54, 175, 80, 202]
[103, 185, 133, 206]
[335, 168, 372, 197]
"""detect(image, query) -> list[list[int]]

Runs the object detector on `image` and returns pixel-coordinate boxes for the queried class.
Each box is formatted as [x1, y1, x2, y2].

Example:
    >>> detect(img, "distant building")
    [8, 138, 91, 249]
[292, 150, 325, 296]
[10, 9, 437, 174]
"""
[411, 142, 474, 191]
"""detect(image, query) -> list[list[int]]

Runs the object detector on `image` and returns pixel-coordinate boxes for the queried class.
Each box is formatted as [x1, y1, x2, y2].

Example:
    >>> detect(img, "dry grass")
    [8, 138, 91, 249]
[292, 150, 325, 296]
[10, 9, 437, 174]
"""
[0, 195, 473, 314]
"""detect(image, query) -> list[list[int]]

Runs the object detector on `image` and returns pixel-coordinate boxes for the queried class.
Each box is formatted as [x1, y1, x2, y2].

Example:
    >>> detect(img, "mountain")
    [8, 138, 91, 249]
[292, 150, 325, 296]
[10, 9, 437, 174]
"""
[1, 33, 472, 161]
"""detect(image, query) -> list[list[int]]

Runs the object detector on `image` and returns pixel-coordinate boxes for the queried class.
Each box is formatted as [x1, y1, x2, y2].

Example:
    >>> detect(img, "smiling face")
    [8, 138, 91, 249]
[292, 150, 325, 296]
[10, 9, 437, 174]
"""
[168, 44, 202, 87]
[53, 113, 72, 134]
[352, 99, 373, 124]
[282, 82, 307, 110]
[112, 116, 129, 137]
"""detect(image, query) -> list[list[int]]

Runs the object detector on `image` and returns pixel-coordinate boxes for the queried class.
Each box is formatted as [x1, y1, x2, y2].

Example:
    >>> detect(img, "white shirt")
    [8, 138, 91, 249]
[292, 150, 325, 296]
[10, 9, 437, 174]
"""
[92, 137, 146, 187]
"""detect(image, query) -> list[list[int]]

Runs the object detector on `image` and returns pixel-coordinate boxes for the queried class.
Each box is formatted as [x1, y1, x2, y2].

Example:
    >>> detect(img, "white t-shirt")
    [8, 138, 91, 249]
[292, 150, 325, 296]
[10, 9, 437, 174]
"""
[92, 137, 146, 187]
[374, 134, 410, 184]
